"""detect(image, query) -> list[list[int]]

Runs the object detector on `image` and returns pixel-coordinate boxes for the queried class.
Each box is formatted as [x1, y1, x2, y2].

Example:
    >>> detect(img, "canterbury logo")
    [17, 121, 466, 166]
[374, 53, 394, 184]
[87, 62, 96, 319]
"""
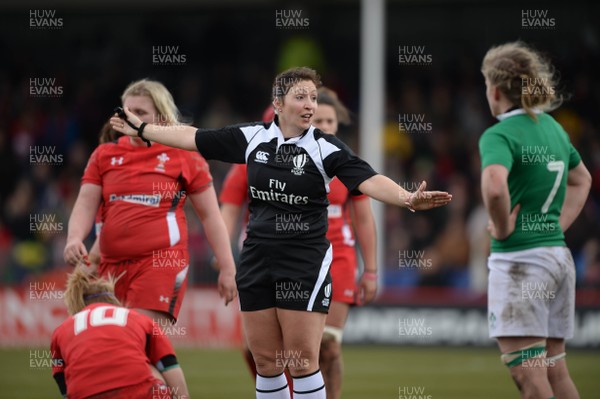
[255, 151, 270, 164]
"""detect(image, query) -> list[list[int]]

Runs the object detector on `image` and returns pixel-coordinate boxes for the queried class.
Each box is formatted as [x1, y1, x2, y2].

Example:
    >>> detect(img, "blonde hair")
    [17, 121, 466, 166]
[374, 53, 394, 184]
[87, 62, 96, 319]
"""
[64, 268, 121, 315]
[121, 79, 182, 125]
[481, 41, 561, 120]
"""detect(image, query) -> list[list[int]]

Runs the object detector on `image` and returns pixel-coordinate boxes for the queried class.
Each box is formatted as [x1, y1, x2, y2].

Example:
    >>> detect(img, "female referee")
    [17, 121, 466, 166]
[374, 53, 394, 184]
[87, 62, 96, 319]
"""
[51, 268, 190, 398]
[218, 87, 377, 399]
[64, 79, 237, 329]
[111, 67, 452, 399]
[480, 41, 590, 399]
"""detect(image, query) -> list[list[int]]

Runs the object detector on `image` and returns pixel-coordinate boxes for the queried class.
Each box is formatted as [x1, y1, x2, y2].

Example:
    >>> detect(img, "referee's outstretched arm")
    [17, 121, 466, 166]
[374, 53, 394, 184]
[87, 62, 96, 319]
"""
[111, 106, 197, 150]
[358, 175, 452, 212]
[110, 107, 452, 212]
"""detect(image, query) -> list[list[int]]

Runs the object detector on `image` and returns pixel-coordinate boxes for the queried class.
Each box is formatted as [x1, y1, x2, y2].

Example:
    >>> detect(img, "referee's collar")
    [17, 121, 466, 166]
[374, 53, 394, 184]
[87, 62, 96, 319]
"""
[273, 115, 312, 151]
[496, 107, 542, 121]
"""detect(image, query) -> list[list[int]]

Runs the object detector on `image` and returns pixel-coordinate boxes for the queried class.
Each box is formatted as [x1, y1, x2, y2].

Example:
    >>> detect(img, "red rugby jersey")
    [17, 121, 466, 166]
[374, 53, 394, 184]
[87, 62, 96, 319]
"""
[51, 303, 174, 399]
[219, 163, 248, 207]
[326, 177, 367, 248]
[82, 136, 212, 262]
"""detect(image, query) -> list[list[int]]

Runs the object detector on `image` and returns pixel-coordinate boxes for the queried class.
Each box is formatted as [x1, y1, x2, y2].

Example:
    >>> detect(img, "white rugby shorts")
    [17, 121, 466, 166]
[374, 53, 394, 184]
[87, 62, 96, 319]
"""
[487, 246, 575, 339]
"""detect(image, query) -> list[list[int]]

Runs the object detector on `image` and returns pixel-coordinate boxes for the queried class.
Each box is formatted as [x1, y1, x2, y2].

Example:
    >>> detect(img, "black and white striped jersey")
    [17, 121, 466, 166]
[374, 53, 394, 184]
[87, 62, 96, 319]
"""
[195, 118, 377, 240]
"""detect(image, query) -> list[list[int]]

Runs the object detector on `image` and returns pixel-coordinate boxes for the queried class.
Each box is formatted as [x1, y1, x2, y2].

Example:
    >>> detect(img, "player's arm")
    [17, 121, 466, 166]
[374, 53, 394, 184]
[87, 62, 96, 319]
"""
[358, 175, 452, 211]
[149, 318, 190, 398]
[213, 164, 248, 270]
[220, 203, 242, 242]
[64, 184, 102, 266]
[325, 135, 450, 210]
[481, 164, 520, 240]
[159, 356, 190, 399]
[154, 354, 190, 399]
[111, 107, 197, 150]
[86, 206, 104, 273]
[351, 197, 378, 304]
[210, 203, 241, 272]
[560, 161, 592, 232]
[162, 367, 189, 399]
[189, 187, 237, 306]
[110, 107, 249, 164]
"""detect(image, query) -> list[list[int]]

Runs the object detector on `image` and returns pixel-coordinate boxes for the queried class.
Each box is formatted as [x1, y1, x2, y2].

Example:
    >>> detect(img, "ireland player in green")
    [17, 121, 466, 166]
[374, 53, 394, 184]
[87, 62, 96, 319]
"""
[480, 41, 591, 399]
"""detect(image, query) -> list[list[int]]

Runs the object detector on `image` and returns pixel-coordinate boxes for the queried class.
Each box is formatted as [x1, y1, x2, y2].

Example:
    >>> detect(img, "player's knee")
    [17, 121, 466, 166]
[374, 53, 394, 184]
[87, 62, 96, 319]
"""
[501, 340, 551, 395]
[281, 347, 319, 376]
[252, 351, 283, 375]
[546, 338, 568, 381]
[507, 365, 527, 392]
[508, 366, 550, 399]
[320, 330, 342, 364]
[546, 352, 568, 381]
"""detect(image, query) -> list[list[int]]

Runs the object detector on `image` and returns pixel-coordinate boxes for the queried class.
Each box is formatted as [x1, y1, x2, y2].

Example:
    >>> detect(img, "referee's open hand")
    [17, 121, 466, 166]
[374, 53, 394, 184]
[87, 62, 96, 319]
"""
[110, 107, 141, 137]
[405, 181, 452, 211]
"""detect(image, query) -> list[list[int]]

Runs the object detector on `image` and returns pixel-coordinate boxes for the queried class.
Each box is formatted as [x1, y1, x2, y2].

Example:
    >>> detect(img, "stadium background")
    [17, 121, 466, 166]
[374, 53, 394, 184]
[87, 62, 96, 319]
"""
[0, 0, 598, 398]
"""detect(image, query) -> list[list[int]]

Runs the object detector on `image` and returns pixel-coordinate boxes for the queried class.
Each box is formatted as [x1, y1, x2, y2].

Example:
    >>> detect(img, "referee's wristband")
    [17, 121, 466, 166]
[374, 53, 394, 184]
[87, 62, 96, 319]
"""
[137, 122, 151, 147]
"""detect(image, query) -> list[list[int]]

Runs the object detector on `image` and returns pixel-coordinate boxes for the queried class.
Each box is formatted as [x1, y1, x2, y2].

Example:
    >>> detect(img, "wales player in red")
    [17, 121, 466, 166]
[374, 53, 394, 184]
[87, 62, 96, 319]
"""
[51, 268, 189, 399]
[86, 122, 123, 272]
[64, 80, 237, 328]
[218, 88, 377, 399]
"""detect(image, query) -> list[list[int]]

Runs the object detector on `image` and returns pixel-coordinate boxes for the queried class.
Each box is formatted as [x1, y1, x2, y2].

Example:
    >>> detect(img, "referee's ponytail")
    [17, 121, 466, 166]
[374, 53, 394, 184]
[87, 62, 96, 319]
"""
[64, 268, 121, 315]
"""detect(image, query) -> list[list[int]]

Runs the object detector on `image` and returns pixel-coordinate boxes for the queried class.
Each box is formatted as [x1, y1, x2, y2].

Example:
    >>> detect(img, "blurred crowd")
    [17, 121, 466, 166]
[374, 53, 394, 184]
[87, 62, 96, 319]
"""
[1, 5, 599, 294]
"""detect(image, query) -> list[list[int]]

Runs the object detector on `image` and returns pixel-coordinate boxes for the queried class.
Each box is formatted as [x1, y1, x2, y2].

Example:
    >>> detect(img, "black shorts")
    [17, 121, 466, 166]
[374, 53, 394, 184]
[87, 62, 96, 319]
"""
[236, 238, 333, 313]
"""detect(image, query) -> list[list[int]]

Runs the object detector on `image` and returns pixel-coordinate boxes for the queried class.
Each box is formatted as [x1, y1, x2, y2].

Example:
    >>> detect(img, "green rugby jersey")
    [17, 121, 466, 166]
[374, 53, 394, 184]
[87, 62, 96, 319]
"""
[479, 109, 581, 252]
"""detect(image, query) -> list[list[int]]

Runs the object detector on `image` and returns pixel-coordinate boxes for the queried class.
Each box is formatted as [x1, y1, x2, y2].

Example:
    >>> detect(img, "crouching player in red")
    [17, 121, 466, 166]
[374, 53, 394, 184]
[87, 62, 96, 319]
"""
[51, 268, 190, 399]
